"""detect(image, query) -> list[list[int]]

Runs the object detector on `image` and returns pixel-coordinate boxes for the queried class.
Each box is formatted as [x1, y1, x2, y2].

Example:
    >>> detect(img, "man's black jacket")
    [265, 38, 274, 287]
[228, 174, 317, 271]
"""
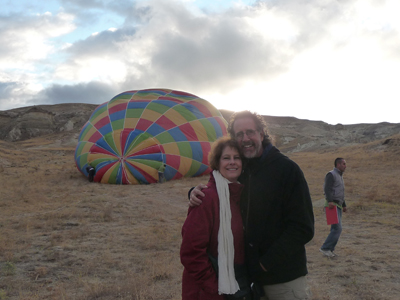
[239, 145, 315, 285]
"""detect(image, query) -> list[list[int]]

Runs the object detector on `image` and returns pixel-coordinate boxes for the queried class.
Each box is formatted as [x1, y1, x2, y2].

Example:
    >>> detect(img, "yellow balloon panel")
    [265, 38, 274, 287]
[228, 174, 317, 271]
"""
[177, 156, 194, 176]
[161, 142, 180, 155]
[88, 153, 118, 165]
[108, 99, 129, 108]
[140, 109, 163, 123]
[128, 161, 158, 181]
[124, 117, 139, 129]
[126, 137, 160, 156]
[189, 119, 209, 141]
[100, 163, 119, 183]
[111, 129, 123, 157]
[124, 167, 140, 184]
[163, 109, 188, 127]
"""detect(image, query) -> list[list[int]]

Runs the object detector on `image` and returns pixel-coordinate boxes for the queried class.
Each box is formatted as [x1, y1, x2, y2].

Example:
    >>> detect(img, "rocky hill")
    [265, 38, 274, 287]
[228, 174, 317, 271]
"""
[0, 103, 96, 142]
[0, 104, 399, 152]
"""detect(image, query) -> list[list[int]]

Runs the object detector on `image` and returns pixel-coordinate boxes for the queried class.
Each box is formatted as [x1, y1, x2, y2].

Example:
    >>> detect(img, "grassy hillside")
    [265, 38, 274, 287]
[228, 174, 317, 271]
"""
[0, 135, 399, 299]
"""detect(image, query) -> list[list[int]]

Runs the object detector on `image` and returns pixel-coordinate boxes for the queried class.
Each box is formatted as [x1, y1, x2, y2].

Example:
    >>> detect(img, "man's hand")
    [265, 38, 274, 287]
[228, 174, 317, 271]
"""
[189, 184, 207, 207]
[328, 202, 336, 209]
[260, 262, 267, 272]
[248, 259, 266, 280]
[343, 207, 348, 212]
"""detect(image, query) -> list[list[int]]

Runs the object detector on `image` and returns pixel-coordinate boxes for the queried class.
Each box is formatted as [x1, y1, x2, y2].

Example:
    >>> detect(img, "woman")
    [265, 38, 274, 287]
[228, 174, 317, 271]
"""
[180, 137, 247, 300]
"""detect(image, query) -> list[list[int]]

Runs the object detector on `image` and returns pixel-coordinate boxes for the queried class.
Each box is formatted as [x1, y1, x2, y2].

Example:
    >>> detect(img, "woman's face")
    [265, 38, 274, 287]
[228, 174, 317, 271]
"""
[218, 146, 242, 182]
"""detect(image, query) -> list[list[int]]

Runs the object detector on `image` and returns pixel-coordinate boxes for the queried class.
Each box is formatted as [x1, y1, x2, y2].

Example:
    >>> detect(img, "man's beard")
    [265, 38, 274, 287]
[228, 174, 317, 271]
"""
[242, 141, 262, 159]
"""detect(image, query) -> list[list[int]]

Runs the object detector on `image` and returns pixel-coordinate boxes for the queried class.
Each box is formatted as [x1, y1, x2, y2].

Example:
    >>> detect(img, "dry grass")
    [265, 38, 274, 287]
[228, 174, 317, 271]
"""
[0, 135, 400, 300]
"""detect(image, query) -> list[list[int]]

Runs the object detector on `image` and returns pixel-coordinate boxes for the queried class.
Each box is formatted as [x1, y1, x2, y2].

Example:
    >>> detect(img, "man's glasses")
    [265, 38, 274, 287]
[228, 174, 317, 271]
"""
[235, 129, 257, 140]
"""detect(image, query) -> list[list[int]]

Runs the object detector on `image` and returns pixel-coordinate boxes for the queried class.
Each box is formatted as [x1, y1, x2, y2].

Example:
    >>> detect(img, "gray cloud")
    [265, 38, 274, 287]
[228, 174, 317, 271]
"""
[149, 17, 286, 92]
[32, 81, 118, 106]
[0, 81, 17, 98]
[66, 27, 138, 57]
[61, 0, 107, 9]
[0, 81, 37, 111]
[113, 1, 310, 92]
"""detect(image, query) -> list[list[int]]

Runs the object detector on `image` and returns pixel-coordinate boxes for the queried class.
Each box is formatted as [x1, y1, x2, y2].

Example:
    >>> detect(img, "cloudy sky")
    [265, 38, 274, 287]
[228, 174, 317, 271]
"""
[1, 0, 399, 125]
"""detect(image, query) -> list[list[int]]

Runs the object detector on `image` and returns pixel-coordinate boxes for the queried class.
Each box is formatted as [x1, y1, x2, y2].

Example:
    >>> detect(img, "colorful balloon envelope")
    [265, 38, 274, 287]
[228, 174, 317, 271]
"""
[74, 88, 228, 184]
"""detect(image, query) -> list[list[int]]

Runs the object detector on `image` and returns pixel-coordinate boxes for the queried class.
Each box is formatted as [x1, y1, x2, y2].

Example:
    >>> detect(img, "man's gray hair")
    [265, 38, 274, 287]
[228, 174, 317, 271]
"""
[227, 110, 272, 146]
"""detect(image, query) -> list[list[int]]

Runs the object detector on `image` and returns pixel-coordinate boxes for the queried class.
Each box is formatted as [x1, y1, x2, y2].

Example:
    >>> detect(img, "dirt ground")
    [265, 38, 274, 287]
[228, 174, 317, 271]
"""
[0, 135, 399, 300]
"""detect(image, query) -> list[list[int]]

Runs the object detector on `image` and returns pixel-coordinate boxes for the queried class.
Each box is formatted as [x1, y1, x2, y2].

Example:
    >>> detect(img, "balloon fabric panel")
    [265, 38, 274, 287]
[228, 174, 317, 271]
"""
[123, 131, 145, 154]
[108, 101, 127, 113]
[96, 118, 113, 136]
[91, 110, 109, 128]
[146, 122, 166, 137]
[163, 109, 188, 127]
[125, 132, 155, 155]
[188, 142, 203, 163]
[146, 102, 172, 115]
[155, 115, 177, 131]
[176, 142, 193, 158]
[177, 156, 197, 177]
[199, 118, 218, 141]
[208, 118, 224, 138]
[188, 119, 208, 141]
[153, 131, 175, 145]
[90, 104, 108, 123]
[102, 133, 119, 156]
[88, 131, 103, 144]
[180, 103, 207, 120]
[135, 118, 153, 132]
[124, 117, 139, 129]
[78, 122, 91, 141]
[173, 105, 197, 122]
[140, 108, 163, 123]
[179, 123, 198, 141]
[167, 127, 188, 143]
[110, 114, 126, 131]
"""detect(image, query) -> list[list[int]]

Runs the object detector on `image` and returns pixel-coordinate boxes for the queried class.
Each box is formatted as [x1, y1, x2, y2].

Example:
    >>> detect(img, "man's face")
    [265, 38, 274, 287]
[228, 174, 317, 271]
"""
[232, 117, 264, 159]
[337, 159, 347, 173]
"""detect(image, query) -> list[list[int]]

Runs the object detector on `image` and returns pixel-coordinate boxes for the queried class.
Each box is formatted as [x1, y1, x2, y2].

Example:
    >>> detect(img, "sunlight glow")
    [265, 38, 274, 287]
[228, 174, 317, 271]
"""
[245, 7, 298, 41]
[56, 58, 127, 83]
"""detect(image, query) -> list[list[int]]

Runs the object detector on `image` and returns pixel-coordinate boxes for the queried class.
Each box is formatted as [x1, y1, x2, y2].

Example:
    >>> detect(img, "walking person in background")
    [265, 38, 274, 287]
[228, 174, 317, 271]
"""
[181, 137, 251, 300]
[320, 158, 348, 258]
[190, 111, 314, 300]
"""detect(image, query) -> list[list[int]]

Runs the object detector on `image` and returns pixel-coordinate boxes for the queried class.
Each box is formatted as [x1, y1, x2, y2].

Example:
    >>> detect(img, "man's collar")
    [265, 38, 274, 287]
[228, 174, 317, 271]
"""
[246, 143, 273, 167]
[334, 167, 343, 175]
[260, 143, 273, 160]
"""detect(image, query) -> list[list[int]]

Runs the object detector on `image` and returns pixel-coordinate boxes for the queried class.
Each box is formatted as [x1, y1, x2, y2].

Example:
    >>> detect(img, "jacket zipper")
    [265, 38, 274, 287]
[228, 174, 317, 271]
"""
[245, 173, 251, 238]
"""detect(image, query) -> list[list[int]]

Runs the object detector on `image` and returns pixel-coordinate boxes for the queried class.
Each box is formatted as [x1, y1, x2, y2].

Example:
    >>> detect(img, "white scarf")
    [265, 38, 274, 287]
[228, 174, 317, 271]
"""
[213, 170, 239, 295]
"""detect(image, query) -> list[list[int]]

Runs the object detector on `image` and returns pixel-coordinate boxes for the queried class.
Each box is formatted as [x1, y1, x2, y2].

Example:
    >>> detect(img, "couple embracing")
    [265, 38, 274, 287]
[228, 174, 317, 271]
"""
[180, 111, 315, 300]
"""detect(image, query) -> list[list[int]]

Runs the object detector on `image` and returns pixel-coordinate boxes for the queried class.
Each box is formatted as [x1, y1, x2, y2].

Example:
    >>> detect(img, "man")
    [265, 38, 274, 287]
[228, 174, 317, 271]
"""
[320, 158, 347, 258]
[158, 163, 166, 183]
[190, 111, 315, 300]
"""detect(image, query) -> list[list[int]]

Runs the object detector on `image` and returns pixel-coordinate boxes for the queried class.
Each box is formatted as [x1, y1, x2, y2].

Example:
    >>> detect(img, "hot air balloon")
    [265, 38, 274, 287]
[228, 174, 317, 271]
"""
[74, 88, 228, 184]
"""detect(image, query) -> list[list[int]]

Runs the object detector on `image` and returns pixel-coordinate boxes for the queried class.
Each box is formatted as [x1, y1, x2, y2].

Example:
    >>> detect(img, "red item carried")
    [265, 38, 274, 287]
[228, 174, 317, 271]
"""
[325, 206, 339, 225]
